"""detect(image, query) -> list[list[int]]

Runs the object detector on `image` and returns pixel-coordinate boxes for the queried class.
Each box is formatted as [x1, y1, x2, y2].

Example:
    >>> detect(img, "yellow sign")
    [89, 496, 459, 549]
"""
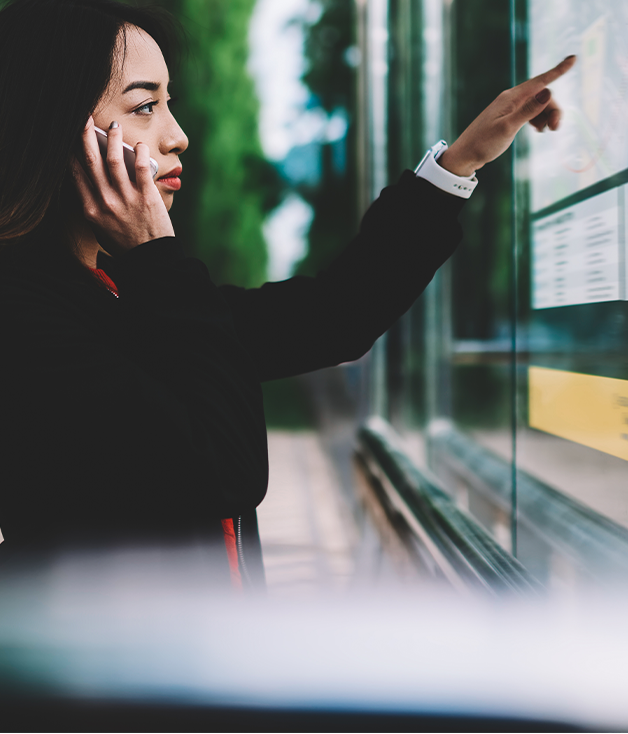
[529, 367, 628, 461]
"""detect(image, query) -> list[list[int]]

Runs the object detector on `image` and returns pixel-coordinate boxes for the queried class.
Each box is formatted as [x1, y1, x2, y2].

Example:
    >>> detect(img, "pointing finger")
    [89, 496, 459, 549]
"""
[528, 55, 577, 89]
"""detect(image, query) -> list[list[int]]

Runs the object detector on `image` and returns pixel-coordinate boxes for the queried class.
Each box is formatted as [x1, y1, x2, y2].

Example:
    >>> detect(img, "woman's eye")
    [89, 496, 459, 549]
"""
[134, 101, 157, 116]
[133, 97, 178, 117]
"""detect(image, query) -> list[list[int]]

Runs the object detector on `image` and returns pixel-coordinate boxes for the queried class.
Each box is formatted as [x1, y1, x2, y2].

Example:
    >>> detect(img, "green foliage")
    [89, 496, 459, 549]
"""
[302, 0, 354, 113]
[295, 0, 358, 277]
[135, 0, 284, 286]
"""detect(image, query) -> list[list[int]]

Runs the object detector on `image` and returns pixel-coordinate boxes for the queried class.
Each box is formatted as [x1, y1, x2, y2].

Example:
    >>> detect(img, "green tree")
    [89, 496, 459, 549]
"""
[135, 0, 283, 286]
[295, 0, 358, 277]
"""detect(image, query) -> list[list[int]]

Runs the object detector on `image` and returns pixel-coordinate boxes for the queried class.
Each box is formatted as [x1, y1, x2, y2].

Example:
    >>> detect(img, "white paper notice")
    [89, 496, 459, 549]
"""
[532, 188, 621, 309]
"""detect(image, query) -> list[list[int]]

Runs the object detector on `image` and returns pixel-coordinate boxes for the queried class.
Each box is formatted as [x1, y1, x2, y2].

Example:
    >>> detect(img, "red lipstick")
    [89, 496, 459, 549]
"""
[158, 165, 182, 191]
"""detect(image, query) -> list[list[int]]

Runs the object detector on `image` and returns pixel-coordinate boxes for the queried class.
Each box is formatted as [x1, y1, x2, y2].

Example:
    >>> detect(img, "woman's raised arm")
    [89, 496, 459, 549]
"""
[220, 57, 578, 380]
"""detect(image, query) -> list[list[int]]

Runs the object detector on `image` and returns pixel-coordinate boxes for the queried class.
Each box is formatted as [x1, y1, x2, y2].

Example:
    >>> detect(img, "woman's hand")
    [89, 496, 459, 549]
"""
[70, 116, 174, 254]
[438, 55, 577, 177]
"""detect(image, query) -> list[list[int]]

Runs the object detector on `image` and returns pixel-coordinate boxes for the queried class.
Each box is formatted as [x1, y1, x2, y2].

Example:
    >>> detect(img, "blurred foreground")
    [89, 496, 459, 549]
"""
[1, 553, 627, 731]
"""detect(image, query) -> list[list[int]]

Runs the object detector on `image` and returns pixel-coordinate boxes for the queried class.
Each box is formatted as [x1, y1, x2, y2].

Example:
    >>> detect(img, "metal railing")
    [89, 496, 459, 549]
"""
[356, 416, 540, 595]
[429, 422, 628, 582]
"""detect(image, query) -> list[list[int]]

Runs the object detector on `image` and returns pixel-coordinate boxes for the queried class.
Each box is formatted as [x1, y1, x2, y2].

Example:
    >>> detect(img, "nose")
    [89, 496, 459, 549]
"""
[160, 112, 188, 157]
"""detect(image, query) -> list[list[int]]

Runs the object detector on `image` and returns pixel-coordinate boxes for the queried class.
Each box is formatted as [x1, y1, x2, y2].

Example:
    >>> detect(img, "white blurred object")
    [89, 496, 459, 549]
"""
[248, 0, 316, 161]
[1, 548, 628, 730]
[263, 193, 312, 281]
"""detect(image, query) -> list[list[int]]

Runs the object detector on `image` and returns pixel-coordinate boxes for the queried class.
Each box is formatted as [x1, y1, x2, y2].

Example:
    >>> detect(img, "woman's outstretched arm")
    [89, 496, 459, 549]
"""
[220, 56, 577, 380]
[219, 172, 464, 381]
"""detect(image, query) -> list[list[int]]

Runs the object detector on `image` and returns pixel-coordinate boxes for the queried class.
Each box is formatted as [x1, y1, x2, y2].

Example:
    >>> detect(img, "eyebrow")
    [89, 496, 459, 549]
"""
[122, 80, 171, 94]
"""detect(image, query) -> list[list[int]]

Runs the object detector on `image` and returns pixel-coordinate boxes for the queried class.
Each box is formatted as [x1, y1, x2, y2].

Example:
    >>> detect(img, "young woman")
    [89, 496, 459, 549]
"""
[0, 0, 574, 590]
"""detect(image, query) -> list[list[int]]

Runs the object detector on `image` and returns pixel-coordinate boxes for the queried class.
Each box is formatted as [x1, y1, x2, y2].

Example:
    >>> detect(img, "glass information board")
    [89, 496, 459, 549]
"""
[529, 0, 628, 310]
[525, 0, 628, 465]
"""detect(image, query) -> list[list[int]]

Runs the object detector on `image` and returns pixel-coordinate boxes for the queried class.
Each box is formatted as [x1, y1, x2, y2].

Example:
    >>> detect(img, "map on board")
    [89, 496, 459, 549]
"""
[529, 0, 628, 308]
[529, 0, 628, 212]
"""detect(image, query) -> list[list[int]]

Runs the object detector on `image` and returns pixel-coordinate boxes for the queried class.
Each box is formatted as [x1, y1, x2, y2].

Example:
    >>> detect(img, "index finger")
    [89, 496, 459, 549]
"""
[528, 55, 577, 88]
[76, 116, 107, 181]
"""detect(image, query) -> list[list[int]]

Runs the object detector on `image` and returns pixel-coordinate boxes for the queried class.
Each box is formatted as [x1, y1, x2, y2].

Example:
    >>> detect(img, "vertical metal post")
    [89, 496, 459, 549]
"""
[422, 0, 452, 463]
[509, 0, 522, 557]
[367, 0, 390, 418]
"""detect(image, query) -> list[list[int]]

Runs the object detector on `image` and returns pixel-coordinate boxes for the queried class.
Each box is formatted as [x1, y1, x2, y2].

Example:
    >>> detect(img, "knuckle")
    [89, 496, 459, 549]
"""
[522, 99, 537, 117]
[83, 150, 99, 168]
[100, 194, 116, 213]
[84, 203, 99, 221]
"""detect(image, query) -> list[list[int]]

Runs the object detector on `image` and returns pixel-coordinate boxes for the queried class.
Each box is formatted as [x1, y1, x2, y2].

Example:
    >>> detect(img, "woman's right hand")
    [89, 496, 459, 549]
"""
[438, 55, 577, 177]
[71, 116, 174, 255]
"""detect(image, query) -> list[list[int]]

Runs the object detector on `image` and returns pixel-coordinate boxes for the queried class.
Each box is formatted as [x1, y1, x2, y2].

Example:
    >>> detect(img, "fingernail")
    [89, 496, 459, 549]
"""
[564, 54, 576, 61]
[535, 88, 551, 104]
[109, 121, 119, 130]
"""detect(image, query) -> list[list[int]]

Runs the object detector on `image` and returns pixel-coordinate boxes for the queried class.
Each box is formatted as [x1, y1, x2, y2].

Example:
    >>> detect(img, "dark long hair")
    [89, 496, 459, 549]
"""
[0, 0, 184, 250]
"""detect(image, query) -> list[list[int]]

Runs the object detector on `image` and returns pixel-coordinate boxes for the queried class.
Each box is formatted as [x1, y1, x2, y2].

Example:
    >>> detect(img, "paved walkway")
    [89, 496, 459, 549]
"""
[257, 430, 358, 597]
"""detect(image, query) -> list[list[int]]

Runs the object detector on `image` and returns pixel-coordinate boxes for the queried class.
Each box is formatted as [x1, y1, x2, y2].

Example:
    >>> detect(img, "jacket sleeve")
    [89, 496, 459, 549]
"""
[218, 172, 466, 382]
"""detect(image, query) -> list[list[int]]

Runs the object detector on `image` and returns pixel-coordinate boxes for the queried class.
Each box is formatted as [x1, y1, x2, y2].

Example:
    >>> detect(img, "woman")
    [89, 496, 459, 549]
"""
[0, 0, 574, 590]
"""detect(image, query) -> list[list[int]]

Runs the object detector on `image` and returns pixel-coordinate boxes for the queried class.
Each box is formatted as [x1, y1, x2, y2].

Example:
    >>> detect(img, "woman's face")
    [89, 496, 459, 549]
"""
[93, 25, 188, 212]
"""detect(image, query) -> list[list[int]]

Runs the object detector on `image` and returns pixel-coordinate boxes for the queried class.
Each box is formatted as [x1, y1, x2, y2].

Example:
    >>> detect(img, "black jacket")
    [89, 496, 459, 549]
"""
[0, 172, 465, 585]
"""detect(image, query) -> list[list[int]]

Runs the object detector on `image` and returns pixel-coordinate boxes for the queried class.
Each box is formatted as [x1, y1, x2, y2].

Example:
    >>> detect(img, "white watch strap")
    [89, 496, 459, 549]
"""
[414, 141, 478, 199]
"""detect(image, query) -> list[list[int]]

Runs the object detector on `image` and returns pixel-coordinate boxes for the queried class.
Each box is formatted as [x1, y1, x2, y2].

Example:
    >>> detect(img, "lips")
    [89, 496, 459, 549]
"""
[157, 165, 182, 191]
[159, 165, 182, 180]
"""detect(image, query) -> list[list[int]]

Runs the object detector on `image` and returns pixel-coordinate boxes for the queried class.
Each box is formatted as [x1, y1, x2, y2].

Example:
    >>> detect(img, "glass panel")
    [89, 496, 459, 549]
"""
[381, 0, 447, 468]
[514, 0, 628, 587]
[361, 0, 390, 418]
[385, 0, 426, 447]
[424, 0, 515, 551]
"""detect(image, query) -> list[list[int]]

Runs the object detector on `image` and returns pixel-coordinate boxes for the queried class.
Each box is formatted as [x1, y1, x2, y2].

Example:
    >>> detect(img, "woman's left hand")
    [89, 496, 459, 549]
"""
[438, 55, 577, 177]
[70, 116, 174, 255]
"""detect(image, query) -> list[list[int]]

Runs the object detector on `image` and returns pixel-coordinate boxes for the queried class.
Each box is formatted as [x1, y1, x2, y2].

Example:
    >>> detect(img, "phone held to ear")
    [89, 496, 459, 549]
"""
[94, 126, 159, 182]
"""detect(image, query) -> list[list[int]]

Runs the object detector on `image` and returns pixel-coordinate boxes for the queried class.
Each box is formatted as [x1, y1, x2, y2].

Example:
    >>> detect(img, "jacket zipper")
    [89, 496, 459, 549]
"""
[236, 514, 252, 588]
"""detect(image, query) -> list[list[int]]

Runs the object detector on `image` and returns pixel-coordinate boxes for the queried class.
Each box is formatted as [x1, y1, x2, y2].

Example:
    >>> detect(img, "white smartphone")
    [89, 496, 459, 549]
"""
[94, 126, 159, 182]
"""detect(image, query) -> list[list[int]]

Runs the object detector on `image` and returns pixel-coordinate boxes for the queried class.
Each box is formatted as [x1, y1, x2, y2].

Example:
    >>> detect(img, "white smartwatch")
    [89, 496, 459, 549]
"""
[414, 140, 478, 199]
